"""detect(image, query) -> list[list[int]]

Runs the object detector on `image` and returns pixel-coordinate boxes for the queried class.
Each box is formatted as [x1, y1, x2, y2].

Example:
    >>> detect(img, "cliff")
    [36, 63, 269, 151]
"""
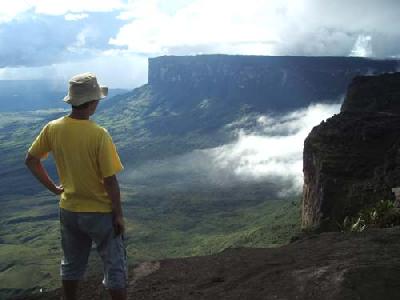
[20, 227, 400, 300]
[341, 72, 400, 113]
[148, 55, 399, 112]
[302, 72, 400, 230]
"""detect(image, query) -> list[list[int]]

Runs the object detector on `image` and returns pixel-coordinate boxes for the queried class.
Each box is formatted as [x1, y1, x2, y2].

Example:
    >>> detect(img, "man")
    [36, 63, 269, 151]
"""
[25, 73, 127, 300]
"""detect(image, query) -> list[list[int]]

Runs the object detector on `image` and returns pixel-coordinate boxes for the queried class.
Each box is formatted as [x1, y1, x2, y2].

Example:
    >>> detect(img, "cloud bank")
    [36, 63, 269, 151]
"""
[111, 0, 400, 58]
[0, 0, 399, 88]
[125, 102, 341, 197]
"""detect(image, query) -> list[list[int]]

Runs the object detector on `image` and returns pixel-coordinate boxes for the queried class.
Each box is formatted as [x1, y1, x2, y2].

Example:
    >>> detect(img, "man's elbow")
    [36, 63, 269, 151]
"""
[103, 175, 118, 187]
[25, 153, 39, 167]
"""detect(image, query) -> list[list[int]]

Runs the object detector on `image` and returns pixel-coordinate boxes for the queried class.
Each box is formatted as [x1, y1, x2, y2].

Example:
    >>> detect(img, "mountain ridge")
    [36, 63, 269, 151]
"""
[0, 80, 127, 112]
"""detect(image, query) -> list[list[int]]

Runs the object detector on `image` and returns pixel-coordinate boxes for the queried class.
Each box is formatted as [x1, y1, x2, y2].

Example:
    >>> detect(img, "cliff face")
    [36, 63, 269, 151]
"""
[148, 55, 399, 112]
[302, 72, 400, 230]
[341, 72, 400, 113]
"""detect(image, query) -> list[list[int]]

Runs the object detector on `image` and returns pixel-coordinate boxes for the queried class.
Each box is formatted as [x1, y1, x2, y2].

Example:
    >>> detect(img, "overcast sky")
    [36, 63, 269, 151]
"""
[0, 0, 399, 88]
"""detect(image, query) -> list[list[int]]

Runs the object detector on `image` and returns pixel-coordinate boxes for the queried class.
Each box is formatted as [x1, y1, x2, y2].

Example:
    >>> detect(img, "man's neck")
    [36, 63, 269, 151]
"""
[69, 110, 91, 120]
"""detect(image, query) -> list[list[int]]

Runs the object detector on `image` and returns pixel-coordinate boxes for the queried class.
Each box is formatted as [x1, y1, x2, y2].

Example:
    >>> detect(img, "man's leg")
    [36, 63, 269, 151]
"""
[62, 280, 79, 300]
[60, 209, 92, 300]
[109, 288, 127, 300]
[89, 214, 128, 300]
[102, 233, 127, 300]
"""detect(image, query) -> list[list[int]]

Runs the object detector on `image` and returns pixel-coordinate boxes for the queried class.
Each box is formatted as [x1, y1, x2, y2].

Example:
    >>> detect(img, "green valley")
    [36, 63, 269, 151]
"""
[0, 188, 300, 298]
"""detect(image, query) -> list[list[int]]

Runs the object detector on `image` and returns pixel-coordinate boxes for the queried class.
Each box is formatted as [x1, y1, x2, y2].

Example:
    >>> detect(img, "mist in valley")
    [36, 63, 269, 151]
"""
[123, 101, 341, 198]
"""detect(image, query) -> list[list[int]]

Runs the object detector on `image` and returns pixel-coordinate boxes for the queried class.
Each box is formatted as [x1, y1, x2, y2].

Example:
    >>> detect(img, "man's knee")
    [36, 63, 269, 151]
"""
[60, 258, 89, 281]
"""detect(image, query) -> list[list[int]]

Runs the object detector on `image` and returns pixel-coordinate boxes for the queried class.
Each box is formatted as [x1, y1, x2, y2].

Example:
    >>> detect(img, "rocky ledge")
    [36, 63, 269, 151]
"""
[18, 226, 400, 300]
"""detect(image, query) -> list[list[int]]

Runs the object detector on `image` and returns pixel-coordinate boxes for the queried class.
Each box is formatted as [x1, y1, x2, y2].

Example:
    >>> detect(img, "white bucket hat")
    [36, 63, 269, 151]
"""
[63, 72, 108, 106]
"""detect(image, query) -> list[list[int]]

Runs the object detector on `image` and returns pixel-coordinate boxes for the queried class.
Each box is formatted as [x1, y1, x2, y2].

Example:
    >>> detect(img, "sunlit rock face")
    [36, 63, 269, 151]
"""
[148, 55, 398, 112]
[302, 72, 400, 231]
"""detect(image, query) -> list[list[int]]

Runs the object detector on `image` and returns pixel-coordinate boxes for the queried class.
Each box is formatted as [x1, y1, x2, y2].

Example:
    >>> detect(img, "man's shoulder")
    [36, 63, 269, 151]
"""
[93, 124, 109, 135]
[88, 123, 112, 142]
[39, 116, 64, 132]
[47, 116, 65, 126]
[45, 117, 109, 137]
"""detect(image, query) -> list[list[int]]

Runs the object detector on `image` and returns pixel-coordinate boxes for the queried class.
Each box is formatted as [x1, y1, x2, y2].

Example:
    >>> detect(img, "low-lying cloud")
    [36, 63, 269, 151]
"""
[125, 102, 341, 197]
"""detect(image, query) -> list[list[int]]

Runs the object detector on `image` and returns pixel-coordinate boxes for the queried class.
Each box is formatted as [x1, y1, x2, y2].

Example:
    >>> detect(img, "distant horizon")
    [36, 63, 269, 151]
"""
[1, 54, 399, 90]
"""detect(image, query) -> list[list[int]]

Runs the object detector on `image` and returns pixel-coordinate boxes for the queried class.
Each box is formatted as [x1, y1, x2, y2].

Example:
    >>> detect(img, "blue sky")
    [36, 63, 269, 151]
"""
[0, 0, 400, 88]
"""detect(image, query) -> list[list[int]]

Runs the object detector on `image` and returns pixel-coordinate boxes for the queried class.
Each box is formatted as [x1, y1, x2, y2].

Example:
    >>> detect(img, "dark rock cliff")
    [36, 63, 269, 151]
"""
[148, 55, 399, 112]
[302, 72, 400, 230]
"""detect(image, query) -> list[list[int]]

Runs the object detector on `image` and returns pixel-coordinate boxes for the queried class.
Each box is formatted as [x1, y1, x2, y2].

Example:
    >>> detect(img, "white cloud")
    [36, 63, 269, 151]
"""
[0, 0, 31, 23]
[32, 0, 124, 15]
[64, 13, 89, 21]
[110, 0, 400, 57]
[2, 0, 400, 58]
[110, 0, 281, 55]
[350, 35, 373, 57]
[0, 0, 124, 22]
[0, 50, 148, 89]
[2, 0, 400, 83]
[126, 102, 341, 197]
[208, 103, 341, 190]
[68, 27, 95, 50]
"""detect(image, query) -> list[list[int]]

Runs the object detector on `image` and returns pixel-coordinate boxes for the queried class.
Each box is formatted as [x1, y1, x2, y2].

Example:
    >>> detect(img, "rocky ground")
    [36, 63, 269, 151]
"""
[18, 226, 400, 300]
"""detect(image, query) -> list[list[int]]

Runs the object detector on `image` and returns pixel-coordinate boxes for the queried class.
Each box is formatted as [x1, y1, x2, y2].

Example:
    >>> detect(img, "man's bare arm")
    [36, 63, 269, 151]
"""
[103, 175, 125, 235]
[24, 153, 64, 195]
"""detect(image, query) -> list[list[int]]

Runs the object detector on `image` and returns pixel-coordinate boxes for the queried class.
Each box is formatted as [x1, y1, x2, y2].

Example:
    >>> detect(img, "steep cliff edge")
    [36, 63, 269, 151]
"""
[20, 227, 400, 300]
[341, 73, 400, 113]
[148, 55, 398, 112]
[302, 72, 400, 230]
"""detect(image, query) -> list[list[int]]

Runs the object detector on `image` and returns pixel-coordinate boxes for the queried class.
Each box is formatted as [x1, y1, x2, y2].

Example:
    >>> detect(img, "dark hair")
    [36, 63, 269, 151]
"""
[72, 100, 97, 110]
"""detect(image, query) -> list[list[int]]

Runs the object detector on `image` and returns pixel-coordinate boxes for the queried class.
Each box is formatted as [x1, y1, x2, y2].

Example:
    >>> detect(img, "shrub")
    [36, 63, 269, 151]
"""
[342, 200, 400, 232]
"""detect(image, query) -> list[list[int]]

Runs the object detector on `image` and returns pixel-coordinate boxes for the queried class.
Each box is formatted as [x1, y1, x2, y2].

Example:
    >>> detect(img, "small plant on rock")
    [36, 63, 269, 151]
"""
[342, 200, 400, 232]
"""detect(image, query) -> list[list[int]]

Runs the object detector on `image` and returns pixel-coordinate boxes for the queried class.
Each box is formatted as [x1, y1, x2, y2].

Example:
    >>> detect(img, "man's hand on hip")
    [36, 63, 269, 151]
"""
[51, 185, 64, 195]
[25, 153, 64, 196]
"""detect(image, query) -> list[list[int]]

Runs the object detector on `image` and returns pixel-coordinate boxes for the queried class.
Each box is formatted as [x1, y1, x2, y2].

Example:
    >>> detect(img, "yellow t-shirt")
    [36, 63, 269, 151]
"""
[28, 116, 123, 213]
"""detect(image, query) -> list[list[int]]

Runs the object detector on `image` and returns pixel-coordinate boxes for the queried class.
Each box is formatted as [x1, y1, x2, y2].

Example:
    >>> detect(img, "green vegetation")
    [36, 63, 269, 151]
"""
[0, 189, 301, 298]
[122, 190, 301, 259]
[342, 200, 400, 232]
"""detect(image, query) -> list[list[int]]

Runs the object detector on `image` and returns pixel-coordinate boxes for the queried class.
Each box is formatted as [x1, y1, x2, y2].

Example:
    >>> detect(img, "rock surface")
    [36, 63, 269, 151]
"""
[19, 227, 400, 300]
[302, 72, 400, 230]
[341, 72, 400, 114]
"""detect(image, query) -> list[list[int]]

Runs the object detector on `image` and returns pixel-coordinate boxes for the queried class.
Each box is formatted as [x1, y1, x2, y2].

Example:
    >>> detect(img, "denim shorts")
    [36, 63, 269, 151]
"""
[59, 208, 127, 289]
